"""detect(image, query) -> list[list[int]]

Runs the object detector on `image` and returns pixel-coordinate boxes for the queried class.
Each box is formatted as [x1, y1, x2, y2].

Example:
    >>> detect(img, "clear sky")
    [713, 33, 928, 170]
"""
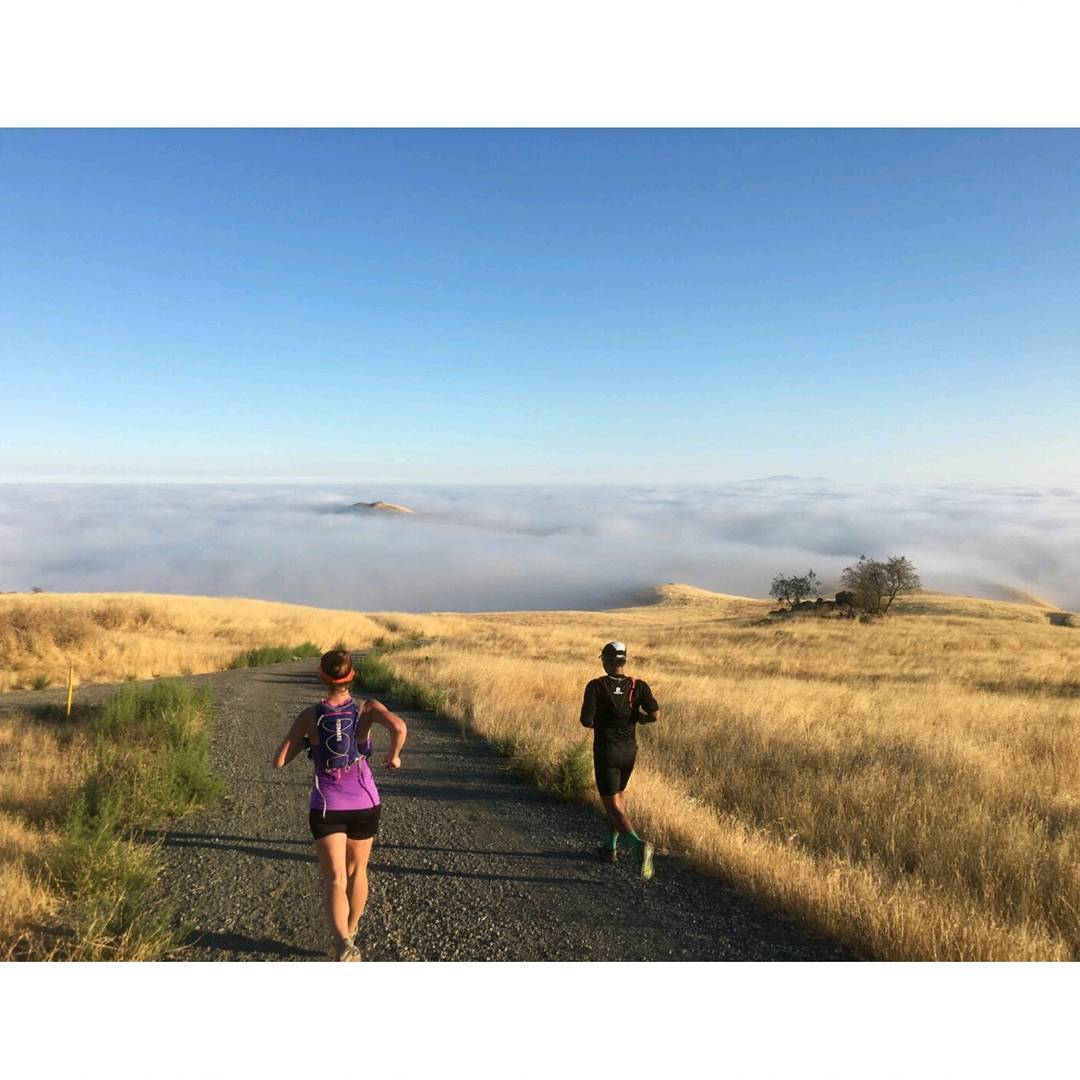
[2, 129, 1077, 484]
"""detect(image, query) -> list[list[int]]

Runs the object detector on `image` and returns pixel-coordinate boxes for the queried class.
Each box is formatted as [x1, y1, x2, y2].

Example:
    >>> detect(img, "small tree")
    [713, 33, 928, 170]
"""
[840, 555, 921, 614]
[769, 569, 822, 609]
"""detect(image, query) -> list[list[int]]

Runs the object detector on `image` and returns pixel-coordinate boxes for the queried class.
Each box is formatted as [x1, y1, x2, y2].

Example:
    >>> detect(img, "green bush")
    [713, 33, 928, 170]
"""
[354, 643, 451, 712]
[370, 632, 427, 654]
[56, 679, 222, 959]
[30, 674, 51, 690]
[405, 682, 447, 713]
[227, 641, 322, 669]
[354, 651, 446, 713]
[549, 740, 593, 801]
[510, 739, 592, 802]
[355, 652, 398, 693]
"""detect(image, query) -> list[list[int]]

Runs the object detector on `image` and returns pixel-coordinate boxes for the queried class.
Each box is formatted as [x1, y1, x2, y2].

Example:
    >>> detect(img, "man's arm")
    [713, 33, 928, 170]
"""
[580, 681, 597, 728]
[635, 681, 661, 724]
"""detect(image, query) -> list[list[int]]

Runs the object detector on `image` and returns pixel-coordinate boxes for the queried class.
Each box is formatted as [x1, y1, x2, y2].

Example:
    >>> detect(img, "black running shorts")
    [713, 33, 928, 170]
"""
[309, 805, 381, 841]
[593, 747, 636, 797]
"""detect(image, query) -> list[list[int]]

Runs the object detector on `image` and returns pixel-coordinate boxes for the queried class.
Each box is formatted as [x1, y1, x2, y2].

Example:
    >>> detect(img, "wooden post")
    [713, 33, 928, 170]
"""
[66, 665, 74, 719]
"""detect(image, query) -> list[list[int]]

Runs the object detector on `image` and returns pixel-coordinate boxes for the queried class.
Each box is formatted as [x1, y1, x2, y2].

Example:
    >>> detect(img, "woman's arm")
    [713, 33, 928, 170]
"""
[272, 707, 314, 768]
[361, 699, 407, 768]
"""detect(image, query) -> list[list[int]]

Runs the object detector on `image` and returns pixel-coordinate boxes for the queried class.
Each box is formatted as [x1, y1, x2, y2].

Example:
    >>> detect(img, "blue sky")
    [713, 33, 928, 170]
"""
[2, 129, 1077, 484]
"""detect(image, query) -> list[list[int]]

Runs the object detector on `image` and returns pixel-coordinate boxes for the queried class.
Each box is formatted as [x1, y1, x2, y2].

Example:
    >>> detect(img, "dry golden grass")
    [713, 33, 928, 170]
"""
[0, 592, 466, 691]
[378, 584, 1080, 961]
[0, 712, 89, 958]
[3, 585, 1076, 961]
[0, 592, 469, 956]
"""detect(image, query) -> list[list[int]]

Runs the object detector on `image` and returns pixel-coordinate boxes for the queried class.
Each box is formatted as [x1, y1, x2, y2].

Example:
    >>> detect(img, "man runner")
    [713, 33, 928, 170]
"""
[580, 641, 659, 879]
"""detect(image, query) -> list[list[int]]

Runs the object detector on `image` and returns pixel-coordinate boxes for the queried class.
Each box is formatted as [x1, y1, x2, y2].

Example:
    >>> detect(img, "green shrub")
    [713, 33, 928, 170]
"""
[369, 632, 427, 655]
[55, 679, 222, 959]
[354, 651, 446, 712]
[227, 641, 322, 668]
[510, 739, 592, 802]
[354, 652, 399, 693]
[548, 740, 593, 801]
[30, 674, 51, 690]
[405, 682, 447, 713]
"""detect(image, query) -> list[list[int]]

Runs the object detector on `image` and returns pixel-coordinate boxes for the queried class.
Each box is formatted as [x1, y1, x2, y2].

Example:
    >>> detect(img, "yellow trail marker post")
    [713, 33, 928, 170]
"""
[66, 666, 74, 719]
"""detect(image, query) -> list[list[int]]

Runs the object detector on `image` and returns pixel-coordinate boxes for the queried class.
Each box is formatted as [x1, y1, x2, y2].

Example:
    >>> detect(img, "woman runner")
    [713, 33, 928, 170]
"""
[273, 648, 407, 961]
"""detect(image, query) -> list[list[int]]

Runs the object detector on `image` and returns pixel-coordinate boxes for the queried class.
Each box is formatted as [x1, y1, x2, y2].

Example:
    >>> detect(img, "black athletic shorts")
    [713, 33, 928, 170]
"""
[309, 805, 381, 841]
[593, 745, 637, 797]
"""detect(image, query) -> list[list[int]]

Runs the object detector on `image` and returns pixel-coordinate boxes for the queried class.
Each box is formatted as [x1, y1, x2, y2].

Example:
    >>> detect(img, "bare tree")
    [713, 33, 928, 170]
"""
[840, 555, 921, 614]
[769, 570, 822, 609]
[881, 555, 922, 612]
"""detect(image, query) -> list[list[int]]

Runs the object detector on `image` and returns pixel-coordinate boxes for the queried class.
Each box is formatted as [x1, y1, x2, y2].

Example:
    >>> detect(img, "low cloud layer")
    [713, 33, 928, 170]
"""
[1, 480, 1078, 612]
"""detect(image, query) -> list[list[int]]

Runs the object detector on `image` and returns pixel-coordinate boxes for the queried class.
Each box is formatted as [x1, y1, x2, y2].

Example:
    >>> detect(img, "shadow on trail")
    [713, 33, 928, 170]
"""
[381, 841, 586, 862]
[392, 781, 543, 805]
[149, 830, 598, 885]
[143, 829, 317, 864]
[370, 861, 603, 888]
[182, 930, 323, 959]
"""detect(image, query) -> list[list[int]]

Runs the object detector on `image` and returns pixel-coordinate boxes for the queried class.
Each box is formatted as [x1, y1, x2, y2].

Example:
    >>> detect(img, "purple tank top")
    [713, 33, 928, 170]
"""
[309, 697, 381, 813]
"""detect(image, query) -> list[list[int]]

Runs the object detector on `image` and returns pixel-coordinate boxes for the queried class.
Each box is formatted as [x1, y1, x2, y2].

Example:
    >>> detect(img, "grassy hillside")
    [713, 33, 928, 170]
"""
[0, 592, 466, 691]
[2, 585, 1076, 961]
[372, 585, 1080, 961]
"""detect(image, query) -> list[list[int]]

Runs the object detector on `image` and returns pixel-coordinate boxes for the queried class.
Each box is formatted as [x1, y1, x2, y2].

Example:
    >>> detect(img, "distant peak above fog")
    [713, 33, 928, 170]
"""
[347, 500, 416, 515]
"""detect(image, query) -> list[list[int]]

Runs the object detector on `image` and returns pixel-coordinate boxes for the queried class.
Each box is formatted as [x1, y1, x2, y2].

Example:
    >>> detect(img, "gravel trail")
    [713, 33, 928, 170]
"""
[3, 658, 854, 961]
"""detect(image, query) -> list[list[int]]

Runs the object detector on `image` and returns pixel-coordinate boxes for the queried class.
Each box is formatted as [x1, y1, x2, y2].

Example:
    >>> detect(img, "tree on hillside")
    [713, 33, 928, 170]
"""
[769, 570, 822, 609]
[840, 555, 921, 614]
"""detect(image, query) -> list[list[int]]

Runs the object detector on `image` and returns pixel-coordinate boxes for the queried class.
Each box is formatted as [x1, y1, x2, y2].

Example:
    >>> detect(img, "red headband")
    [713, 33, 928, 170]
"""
[320, 668, 354, 684]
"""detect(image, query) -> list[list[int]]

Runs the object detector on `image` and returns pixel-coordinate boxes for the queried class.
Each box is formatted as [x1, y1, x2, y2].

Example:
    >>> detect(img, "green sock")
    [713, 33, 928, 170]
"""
[607, 831, 619, 851]
[624, 831, 643, 847]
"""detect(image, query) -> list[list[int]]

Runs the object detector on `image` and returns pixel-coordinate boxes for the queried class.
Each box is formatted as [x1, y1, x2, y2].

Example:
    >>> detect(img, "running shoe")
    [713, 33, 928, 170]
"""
[334, 934, 361, 961]
[639, 840, 655, 881]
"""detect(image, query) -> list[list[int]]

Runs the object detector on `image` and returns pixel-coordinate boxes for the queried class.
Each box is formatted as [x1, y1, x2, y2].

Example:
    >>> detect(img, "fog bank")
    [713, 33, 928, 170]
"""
[1, 480, 1077, 612]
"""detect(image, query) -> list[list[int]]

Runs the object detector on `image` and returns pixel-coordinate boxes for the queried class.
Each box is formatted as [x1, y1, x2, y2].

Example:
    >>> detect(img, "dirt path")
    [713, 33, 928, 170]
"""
[3, 658, 854, 961]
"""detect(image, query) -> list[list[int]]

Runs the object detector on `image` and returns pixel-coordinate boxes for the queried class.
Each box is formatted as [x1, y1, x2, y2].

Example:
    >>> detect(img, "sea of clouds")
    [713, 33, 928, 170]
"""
[1, 480, 1078, 612]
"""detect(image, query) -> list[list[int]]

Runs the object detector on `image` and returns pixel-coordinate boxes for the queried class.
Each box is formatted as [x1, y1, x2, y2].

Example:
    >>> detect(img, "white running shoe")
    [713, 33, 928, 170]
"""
[640, 841, 655, 881]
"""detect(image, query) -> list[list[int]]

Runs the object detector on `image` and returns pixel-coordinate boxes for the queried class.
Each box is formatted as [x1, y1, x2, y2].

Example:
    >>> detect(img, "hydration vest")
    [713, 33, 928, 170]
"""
[600, 675, 638, 722]
[310, 698, 373, 815]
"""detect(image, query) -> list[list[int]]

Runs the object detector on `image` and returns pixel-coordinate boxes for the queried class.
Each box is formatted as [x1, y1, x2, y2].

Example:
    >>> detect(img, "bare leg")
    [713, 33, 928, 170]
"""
[314, 833, 350, 951]
[345, 836, 374, 938]
[601, 792, 634, 836]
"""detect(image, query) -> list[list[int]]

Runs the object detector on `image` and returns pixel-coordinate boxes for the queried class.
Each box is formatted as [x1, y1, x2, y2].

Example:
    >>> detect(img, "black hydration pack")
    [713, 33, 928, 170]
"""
[600, 675, 638, 722]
